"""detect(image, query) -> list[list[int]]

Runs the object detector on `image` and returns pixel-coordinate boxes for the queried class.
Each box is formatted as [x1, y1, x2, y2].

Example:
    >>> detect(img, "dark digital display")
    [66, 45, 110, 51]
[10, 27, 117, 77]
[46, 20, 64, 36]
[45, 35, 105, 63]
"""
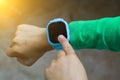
[48, 22, 67, 43]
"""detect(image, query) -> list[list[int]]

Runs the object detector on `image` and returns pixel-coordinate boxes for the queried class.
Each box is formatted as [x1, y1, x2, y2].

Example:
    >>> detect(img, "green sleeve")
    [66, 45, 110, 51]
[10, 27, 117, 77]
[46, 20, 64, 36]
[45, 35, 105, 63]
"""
[69, 16, 120, 51]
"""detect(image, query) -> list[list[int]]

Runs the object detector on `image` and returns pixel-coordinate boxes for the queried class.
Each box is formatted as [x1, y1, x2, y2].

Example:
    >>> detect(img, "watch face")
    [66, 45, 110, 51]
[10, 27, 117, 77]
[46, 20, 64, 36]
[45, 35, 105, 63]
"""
[48, 21, 67, 43]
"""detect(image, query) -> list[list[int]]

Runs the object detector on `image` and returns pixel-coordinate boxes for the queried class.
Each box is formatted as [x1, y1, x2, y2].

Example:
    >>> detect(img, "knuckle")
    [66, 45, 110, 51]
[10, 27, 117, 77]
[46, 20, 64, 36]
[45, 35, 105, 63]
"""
[13, 37, 20, 43]
[13, 37, 17, 43]
[6, 48, 17, 57]
[10, 42, 16, 48]
[13, 46, 18, 51]
[13, 46, 22, 54]
[64, 45, 69, 50]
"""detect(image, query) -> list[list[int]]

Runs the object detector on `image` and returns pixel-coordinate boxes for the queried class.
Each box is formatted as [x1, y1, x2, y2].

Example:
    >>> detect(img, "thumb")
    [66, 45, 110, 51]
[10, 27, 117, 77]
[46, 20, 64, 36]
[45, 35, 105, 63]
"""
[58, 35, 75, 55]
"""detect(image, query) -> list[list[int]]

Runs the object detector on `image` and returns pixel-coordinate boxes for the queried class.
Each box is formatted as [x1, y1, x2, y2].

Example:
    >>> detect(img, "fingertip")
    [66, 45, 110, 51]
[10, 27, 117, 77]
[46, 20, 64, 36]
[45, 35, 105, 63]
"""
[58, 35, 66, 43]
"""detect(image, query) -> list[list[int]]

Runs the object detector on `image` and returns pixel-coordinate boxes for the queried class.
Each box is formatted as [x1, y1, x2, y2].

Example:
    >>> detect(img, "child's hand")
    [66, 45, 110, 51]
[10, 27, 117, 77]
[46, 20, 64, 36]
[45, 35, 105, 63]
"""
[45, 35, 88, 80]
[7, 24, 53, 66]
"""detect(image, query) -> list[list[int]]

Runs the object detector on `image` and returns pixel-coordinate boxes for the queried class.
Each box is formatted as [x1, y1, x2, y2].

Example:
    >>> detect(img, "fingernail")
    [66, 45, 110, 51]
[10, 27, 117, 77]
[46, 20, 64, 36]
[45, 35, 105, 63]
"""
[58, 35, 65, 40]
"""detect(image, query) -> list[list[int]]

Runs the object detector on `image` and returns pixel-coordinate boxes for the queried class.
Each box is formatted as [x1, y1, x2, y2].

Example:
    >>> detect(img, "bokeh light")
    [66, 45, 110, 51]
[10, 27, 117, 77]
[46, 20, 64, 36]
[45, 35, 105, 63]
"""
[0, 0, 8, 6]
[0, 0, 5, 4]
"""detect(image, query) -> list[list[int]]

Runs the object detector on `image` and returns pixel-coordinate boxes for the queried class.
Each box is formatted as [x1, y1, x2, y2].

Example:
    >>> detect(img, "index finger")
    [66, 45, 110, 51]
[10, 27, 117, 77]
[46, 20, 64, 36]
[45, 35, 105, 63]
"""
[58, 35, 75, 55]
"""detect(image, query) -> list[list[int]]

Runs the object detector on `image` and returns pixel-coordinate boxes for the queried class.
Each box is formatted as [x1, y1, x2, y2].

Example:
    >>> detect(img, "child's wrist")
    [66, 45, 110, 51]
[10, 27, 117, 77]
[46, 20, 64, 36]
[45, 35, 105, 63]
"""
[43, 28, 53, 51]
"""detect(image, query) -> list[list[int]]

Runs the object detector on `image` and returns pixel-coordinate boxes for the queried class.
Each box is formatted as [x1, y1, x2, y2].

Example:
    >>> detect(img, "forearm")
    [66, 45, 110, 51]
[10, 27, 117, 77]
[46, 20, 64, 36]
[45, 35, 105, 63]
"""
[69, 16, 120, 51]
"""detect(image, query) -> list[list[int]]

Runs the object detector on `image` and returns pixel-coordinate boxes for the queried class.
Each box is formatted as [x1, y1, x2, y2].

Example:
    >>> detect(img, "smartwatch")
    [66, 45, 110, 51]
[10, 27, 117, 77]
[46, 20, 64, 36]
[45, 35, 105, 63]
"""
[46, 18, 70, 50]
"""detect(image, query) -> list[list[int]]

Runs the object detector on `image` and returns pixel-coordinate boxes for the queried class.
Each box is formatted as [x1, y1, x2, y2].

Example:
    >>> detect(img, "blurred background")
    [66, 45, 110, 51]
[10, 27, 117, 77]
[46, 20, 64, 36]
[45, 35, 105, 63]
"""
[0, 0, 120, 80]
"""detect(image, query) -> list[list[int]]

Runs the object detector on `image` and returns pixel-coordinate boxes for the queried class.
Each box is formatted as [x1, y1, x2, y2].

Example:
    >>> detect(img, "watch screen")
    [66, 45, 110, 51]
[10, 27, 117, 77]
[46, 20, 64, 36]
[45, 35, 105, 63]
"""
[48, 22, 67, 43]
